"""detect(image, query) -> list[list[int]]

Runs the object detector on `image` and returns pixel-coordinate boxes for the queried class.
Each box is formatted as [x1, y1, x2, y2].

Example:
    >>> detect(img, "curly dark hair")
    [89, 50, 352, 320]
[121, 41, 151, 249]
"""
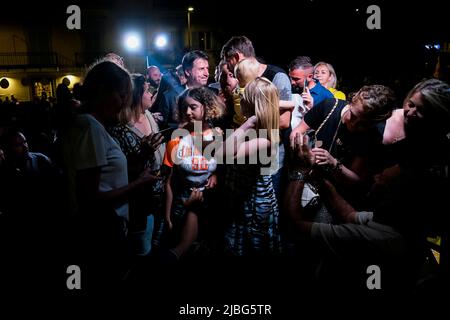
[177, 87, 225, 124]
[352, 85, 397, 122]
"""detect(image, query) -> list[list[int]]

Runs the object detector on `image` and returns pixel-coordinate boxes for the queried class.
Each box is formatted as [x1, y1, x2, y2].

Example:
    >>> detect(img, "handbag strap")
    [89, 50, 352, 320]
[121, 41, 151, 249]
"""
[314, 98, 339, 141]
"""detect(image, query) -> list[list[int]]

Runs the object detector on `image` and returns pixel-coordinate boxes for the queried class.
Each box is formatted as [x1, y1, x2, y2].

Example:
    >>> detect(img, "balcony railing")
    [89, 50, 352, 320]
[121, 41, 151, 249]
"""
[0, 52, 75, 69]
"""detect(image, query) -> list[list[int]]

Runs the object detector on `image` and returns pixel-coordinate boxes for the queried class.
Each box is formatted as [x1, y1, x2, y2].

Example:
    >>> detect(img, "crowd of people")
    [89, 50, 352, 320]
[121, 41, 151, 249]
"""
[0, 36, 448, 295]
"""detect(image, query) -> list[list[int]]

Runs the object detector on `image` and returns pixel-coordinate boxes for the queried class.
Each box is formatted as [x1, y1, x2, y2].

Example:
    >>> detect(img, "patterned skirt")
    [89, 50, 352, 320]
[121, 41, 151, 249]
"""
[224, 165, 282, 256]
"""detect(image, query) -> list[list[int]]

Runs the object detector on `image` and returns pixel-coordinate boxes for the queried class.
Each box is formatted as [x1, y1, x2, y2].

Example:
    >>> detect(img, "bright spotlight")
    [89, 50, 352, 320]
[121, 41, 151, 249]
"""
[124, 32, 142, 51]
[154, 34, 168, 49]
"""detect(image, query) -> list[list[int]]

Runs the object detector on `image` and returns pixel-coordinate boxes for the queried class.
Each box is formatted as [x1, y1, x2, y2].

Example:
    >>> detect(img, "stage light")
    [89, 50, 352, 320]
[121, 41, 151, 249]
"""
[124, 32, 142, 51]
[154, 34, 168, 49]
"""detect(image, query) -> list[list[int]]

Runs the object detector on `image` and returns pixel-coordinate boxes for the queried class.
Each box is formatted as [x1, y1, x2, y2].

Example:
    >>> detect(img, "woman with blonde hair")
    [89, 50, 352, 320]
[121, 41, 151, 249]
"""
[219, 77, 282, 256]
[235, 57, 260, 88]
[233, 58, 294, 127]
[314, 61, 346, 100]
[231, 57, 261, 127]
[240, 77, 280, 144]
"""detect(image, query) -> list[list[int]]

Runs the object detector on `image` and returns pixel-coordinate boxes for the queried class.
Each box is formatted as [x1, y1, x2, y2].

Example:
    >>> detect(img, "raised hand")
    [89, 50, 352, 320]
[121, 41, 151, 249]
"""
[292, 133, 315, 170]
[301, 87, 314, 111]
[143, 132, 164, 153]
[311, 148, 337, 168]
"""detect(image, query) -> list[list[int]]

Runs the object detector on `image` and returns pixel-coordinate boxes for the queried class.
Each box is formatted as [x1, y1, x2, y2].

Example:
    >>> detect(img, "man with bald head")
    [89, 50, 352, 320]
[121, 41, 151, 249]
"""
[147, 65, 162, 90]
[288, 56, 333, 107]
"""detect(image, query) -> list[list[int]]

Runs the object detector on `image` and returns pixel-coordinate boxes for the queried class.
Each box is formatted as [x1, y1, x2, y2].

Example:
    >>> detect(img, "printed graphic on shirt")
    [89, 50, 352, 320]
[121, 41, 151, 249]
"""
[163, 132, 217, 187]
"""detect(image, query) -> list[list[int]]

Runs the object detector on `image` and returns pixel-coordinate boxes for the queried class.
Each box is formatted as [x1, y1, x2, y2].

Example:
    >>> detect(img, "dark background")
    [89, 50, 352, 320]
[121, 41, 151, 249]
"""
[1, 0, 448, 310]
[4, 0, 449, 93]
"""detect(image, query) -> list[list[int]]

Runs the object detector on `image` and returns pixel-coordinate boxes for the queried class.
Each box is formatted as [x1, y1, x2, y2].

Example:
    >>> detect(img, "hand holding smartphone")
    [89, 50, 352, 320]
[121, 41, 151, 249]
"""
[156, 127, 173, 134]
[301, 82, 314, 110]
[156, 126, 176, 142]
[143, 131, 164, 152]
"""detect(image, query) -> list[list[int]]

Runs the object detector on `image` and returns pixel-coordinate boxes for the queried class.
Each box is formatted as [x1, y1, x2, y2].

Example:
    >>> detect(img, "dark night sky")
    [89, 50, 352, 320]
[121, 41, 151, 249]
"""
[177, 0, 449, 93]
[3, 0, 449, 93]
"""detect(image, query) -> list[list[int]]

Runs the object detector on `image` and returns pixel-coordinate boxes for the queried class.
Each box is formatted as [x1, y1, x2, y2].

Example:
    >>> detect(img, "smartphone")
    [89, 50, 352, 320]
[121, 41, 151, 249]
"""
[157, 127, 176, 142]
[156, 127, 174, 134]
[303, 78, 308, 92]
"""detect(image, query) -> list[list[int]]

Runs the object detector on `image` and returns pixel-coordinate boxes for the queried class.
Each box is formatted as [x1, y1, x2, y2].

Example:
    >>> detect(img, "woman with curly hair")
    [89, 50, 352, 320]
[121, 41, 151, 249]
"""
[162, 86, 225, 260]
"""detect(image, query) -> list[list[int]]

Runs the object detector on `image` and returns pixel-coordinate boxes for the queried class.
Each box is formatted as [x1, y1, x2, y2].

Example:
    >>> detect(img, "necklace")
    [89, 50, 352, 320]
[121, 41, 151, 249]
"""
[328, 116, 343, 152]
[314, 98, 342, 151]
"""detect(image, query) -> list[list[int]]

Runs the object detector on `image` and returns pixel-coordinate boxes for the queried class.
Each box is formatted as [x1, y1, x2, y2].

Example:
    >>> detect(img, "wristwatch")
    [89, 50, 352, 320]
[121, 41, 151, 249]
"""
[332, 160, 343, 173]
[288, 170, 307, 181]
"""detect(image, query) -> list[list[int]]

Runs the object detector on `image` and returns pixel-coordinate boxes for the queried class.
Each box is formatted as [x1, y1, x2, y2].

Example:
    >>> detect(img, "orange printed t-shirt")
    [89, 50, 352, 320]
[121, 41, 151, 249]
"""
[163, 130, 217, 187]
